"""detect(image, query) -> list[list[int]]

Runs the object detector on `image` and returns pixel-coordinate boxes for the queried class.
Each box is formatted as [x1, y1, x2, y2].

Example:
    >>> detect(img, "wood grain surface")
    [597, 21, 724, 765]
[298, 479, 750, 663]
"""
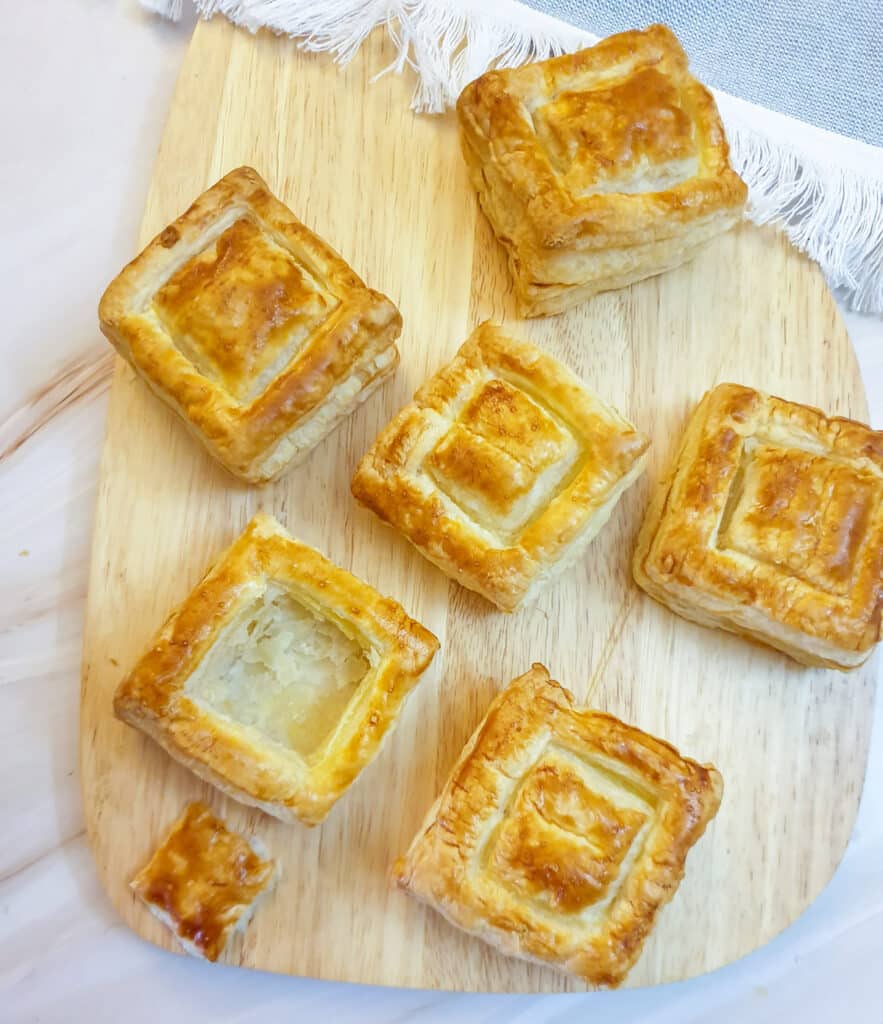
[80, 17, 877, 992]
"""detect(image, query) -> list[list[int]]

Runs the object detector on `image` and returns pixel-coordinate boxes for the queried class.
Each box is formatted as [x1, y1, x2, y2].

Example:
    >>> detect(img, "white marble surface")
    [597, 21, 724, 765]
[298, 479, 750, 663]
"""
[1, 3, 881, 1021]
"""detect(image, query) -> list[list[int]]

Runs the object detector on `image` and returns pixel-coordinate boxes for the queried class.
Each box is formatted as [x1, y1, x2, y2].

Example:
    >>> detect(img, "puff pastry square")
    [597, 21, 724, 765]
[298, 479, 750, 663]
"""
[130, 801, 277, 962]
[351, 323, 649, 611]
[99, 167, 401, 483]
[633, 383, 883, 669]
[114, 514, 439, 824]
[393, 665, 722, 988]
[457, 25, 747, 317]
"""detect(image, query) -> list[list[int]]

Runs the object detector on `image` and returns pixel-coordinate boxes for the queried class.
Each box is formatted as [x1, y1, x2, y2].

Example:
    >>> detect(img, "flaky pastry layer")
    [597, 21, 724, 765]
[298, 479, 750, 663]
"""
[130, 801, 277, 962]
[114, 514, 439, 824]
[393, 665, 722, 987]
[99, 167, 401, 482]
[351, 322, 649, 611]
[457, 25, 747, 316]
[633, 383, 883, 669]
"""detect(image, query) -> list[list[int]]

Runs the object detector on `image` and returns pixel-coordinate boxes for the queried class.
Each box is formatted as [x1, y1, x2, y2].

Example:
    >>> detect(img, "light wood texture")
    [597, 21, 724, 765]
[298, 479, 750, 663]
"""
[80, 17, 876, 993]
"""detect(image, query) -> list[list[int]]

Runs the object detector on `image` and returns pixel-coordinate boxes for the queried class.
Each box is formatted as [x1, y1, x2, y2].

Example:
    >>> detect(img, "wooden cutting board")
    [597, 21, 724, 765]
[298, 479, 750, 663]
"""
[80, 16, 877, 992]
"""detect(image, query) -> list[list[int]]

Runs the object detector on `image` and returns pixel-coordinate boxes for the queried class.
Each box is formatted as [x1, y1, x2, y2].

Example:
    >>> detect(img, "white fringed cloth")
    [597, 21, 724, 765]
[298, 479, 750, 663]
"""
[142, 0, 883, 315]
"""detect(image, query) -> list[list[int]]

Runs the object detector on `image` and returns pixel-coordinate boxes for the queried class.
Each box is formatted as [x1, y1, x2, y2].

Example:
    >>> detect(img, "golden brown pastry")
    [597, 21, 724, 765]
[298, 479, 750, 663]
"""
[130, 801, 277, 962]
[114, 514, 439, 824]
[351, 322, 649, 611]
[633, 383, 883, 669]
[99, 167, 401, 483]
[393, 664, 722, 988]
[457, 25, 747, 317]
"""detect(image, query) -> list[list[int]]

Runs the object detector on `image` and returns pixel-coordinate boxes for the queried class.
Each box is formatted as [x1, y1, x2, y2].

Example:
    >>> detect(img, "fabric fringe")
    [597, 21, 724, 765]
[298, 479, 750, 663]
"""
[141, 0, 185, 18]
[141, 0, 883, 314]
[719, 96, 883, 313]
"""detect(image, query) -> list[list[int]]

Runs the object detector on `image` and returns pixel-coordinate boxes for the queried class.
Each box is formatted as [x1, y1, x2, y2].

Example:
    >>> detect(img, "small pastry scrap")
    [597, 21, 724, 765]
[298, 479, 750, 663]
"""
[114, 514, 439, 824]
[393, 664, 722, 988]
[130, 802, 277, 962]
[457, 25, 747, 317]
[352, 322, 649, 611]
[633, 383, 883, 669]
[99, 166, 401, 483]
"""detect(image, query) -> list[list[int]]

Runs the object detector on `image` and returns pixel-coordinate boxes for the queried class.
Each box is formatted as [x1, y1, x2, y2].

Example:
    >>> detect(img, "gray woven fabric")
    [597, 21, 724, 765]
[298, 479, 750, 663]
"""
[527, 0, 883, 145]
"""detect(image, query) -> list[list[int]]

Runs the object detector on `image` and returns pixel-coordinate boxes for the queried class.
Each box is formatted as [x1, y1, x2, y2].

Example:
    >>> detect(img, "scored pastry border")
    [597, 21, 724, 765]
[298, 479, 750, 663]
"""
[352, 322, 649, 610]
[456, 24, 746, 248]
[113, 513, 438, 825]
[637, 383, 883, 656]
[99, 166, 401, 475]
[394, 665, 721, 987]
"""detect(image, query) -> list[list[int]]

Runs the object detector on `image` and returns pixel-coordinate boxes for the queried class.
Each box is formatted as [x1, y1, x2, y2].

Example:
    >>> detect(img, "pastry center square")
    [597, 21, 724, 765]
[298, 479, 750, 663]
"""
[487, 754, 648, 914]
[532, 67, 697, 194]
[152, 217, 339, 403]
[426, 378, 580, 536]
[184, 583, 369, 758]
[719, 444, 880, 596]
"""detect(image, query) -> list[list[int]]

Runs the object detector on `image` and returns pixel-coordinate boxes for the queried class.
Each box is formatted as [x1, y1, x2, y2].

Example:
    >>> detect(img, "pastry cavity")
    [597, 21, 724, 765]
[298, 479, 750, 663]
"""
[185, 585, 370, 758]
[456, 25, 747, 317]
[114, 514, 439, 824]
[352, 322, 649, 610]
[99, 167, 401, 482]
[130, 802, 277, 962]
[633, 383, 883, 669]
[393, 665, 722, 987]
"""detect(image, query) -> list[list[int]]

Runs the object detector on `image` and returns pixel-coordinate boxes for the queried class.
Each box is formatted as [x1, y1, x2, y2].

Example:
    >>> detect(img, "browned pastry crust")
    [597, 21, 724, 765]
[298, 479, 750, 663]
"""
[393, 664, 722, 988]
[456, 25, 747, 316]
[633, 383, 883, 669]
[130, 801, 277, 962]
[99, 167, 401, 483]
[351, 322, 649, 611]
[114, 514, 439, 824]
